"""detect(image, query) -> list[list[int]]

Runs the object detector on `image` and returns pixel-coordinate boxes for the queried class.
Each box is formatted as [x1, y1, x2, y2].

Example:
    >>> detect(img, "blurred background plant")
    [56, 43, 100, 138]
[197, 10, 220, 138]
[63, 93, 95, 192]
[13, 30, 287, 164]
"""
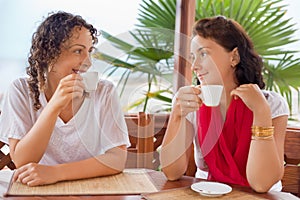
[93, 0, 300, 119]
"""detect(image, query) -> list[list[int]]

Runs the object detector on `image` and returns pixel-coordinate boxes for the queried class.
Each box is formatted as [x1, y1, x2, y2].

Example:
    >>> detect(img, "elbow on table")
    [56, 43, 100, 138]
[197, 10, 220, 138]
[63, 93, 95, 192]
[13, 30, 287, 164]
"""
[113, 154, 127, 173]
[111, 159, 126, 174]
[116, 157, 126, 173]
[107, 145, 127, 172]
[103, 155, 126, 176]
[247, 168, 283, 193]
[161, 167, 183, 181]
[164, 173, 182, 181]
[250, 184, 272, 193]
[248, 176, 281, 193]
[109, 168, 124, 176]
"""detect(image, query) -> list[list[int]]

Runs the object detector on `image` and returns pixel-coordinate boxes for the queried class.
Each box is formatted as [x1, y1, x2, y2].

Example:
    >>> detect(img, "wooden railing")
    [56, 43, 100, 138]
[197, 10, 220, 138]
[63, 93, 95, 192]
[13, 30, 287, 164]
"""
[282, 128, 300, 197]
[124, 112, 169, 170]
[0, 141, 16, 170]
[124, 112, 197, 176]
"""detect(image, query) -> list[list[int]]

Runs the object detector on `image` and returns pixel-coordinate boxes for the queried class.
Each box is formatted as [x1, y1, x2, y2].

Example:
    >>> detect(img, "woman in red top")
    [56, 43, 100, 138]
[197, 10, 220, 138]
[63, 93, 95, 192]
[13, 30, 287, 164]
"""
[160, 16, 289, 193]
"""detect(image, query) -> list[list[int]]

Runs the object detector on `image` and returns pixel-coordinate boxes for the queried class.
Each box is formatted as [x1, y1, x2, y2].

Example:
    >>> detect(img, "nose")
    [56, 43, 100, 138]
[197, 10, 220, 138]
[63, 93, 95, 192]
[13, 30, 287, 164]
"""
[191, 60, 202, 72]
[84, 53, 92, 66]
[80, 52, 92, 70]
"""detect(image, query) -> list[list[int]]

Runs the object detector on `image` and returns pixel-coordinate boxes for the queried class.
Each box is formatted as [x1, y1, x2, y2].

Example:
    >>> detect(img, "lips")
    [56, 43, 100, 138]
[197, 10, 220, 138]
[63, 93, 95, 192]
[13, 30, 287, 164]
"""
[197, 72, 208, 79]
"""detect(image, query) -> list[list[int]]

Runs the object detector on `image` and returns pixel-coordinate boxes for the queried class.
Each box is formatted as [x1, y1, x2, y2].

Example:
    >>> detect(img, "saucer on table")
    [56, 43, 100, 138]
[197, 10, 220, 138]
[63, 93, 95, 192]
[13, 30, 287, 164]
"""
[191, 181, 232, 197]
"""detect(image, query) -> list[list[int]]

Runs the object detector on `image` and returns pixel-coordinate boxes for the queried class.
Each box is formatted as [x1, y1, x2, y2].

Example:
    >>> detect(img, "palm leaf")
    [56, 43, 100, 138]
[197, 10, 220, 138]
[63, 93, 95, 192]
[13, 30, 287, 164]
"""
[137, 0, 176, 29]
[94, 0, 300, 114]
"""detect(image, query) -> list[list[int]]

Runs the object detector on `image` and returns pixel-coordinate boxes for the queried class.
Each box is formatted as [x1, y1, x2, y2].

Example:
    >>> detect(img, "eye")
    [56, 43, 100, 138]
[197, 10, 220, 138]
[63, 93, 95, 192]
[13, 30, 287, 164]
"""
[189, 53, 195, 63]
[200, 51, 207, 59]
[74, 49, 82, 54]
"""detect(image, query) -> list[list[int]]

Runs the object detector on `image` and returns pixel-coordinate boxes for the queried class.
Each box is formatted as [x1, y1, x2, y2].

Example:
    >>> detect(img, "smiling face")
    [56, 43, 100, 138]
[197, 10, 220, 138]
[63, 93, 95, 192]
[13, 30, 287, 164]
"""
[49, 26, 94, 80]
[190, 35, 237, 87]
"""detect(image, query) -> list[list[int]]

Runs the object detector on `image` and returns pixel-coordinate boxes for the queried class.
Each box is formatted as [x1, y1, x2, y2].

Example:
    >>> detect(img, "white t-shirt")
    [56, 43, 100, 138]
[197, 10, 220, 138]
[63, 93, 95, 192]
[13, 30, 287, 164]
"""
[0, 77, 130, 165]
[186, 90, 289, 191]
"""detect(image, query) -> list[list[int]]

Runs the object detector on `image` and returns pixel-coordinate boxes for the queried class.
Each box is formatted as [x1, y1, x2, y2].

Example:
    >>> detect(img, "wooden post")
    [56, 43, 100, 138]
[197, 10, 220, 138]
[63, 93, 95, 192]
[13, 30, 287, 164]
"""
[137, 112, 154, 168]
[173, 0, 196, 92]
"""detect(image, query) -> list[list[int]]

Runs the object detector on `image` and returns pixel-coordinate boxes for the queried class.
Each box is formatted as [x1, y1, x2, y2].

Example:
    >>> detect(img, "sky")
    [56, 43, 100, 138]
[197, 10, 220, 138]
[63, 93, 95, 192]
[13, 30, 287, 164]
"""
[282, 0, 300, 56]
[0, 0, 141, 60]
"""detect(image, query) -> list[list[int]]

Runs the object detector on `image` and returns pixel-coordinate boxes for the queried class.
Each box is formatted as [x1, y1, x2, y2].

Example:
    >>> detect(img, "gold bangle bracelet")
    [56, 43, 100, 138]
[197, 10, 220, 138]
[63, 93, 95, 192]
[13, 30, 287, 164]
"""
[251, 126, 274, 137]
[251, 135, 274, 140]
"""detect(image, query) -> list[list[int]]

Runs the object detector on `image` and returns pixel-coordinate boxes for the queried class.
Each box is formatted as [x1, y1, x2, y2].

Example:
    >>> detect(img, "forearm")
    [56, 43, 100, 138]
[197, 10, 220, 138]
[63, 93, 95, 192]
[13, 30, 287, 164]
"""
[160, 113, 194, 180]
[56, 146, 127, 181]
[11, 104, 60, 167]
[247, 138, 283, 192]
[247, 109, 285, 192]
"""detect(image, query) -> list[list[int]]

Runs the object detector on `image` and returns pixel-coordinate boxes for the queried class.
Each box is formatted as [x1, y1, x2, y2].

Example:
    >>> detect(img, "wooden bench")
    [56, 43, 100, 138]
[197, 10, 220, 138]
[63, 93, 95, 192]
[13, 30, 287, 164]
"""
[125, 112, 155, 169]
[0, 141, 16, 170]
[124, 112, 171, 170]
[282, 128, 300, 197]
[124, 112, 197, 176]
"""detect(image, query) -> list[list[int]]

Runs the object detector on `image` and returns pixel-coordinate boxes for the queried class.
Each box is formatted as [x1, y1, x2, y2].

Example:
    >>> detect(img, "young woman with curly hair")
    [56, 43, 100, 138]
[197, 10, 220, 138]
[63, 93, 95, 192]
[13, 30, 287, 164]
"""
[0, 11, 130, 186]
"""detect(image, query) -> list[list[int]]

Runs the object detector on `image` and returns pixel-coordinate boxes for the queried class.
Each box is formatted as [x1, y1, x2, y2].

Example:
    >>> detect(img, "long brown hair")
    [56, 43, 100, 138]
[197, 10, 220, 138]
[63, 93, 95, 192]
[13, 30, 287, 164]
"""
[26, 11, 98, 110]
[193, 16, 265, 89]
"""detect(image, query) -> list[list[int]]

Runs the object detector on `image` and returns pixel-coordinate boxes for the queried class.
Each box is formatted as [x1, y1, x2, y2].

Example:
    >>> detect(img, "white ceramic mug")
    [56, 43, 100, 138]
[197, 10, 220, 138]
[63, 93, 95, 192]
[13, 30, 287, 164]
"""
[81, 71, 98, 92]
[199, 85, 223, 107]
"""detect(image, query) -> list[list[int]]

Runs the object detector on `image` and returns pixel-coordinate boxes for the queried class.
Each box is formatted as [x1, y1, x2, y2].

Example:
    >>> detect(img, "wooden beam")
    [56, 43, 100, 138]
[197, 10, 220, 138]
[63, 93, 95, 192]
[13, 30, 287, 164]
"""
[173, 0, 196, 92]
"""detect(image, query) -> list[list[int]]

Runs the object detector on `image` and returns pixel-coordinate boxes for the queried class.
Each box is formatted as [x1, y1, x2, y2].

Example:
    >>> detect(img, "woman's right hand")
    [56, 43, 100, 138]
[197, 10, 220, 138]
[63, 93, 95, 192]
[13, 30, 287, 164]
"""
[172, 85, 202, 118]
[13, 163, 61, 186]
[48, 74, 85, 111]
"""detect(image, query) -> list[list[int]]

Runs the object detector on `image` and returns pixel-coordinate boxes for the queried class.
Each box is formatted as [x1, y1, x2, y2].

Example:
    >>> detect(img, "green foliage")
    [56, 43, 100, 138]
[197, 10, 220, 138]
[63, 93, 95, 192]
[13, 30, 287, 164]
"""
[94, 0, 300, 113]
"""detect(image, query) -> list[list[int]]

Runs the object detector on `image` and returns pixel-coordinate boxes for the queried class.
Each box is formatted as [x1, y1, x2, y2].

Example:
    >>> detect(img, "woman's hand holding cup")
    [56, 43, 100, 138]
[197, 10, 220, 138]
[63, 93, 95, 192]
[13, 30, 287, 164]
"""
[48, 74, 85, 111]
[173, 86, 202, 117]
[173, 84, 224, 118]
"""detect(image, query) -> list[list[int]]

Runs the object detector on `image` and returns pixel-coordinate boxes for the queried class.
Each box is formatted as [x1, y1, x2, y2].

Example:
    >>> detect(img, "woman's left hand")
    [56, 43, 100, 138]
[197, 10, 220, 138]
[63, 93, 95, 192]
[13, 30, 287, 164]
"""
[12, 163, 60, 186]
[230, 84, 269, 114]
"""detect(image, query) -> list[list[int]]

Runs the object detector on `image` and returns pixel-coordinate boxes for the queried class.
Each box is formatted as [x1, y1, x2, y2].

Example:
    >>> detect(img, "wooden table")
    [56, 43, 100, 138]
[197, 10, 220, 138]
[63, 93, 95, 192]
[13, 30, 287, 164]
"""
[0, 169, 298, 200]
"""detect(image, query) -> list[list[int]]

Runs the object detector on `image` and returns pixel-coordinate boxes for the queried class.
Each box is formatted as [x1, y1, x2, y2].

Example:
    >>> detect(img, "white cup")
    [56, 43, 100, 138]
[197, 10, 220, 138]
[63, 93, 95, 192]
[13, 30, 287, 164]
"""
[199, 85, 223, 107]
[81, 71, 98, 92]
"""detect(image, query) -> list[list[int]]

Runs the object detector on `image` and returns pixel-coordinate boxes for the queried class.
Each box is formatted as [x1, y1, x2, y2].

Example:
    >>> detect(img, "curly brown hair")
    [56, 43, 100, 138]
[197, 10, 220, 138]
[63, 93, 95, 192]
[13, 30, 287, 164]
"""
[193, 16, 265, 89]
[26, 11, 98, 111]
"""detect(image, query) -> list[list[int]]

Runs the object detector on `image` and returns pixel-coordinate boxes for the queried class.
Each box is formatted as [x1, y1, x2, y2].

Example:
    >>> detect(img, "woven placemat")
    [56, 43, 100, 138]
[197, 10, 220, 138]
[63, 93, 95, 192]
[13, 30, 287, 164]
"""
[142, 186, 268, 200]
[6, 169, 158, 196]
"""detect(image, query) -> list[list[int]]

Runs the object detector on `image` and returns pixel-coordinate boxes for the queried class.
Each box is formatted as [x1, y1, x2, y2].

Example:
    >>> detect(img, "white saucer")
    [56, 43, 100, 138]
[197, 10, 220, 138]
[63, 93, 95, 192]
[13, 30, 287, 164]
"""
[191, 181, 232, 197]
